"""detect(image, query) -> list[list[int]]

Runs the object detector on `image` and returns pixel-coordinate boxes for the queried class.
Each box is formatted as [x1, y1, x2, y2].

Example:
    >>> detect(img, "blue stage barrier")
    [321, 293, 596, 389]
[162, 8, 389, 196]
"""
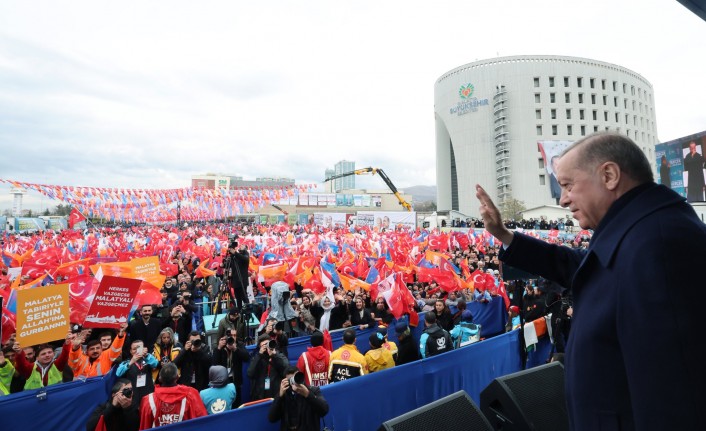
[0, 331, 536, 431]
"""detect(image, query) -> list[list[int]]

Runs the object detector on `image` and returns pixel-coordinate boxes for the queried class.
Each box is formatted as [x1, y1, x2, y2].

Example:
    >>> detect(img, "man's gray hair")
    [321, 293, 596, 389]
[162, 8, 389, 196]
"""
[562, 132, 654, 184]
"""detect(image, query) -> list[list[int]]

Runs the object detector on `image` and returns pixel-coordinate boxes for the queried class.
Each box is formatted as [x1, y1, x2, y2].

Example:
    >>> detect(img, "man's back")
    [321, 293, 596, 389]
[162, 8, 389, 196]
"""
[139, 384, 206, 429]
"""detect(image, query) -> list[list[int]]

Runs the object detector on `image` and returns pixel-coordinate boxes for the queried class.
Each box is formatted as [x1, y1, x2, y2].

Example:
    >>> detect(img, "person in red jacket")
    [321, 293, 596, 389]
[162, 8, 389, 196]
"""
[296, 332, 330, 387]
[139, 362, 206, 429]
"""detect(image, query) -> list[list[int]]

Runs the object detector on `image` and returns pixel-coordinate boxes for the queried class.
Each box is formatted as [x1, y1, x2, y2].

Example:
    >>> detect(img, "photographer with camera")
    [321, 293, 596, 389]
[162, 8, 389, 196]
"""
[173, 331, 212, 391]
[115, 340, 159, 406]
[224, 239, 250, 309]
[247, 335, 289, 401]
[213, 328, 250, 408]
[162, 297, 192, 345]
[86, 378, 140, 431]
[268, 366, 329, 431]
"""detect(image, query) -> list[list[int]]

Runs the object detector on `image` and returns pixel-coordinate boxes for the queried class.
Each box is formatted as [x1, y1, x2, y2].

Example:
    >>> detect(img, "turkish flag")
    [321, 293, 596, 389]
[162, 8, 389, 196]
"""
[134, 281, 163, 307]
[69, 208, 87, 229]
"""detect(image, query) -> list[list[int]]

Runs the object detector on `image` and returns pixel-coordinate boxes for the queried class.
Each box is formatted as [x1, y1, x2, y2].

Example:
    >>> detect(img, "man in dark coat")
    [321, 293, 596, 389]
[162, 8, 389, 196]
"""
[476, 131, 706, 431]
[268, 366, 329, 431]
[225, 239, 250, 309]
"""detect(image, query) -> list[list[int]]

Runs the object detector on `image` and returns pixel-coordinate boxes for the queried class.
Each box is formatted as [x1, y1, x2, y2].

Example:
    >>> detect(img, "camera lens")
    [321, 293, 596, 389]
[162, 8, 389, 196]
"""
[268, 340, 277, 350]
[289, 371, 305, 386]
[192, 339, 202, 348]
[122, 388, 133, 398]
[226, 336, 235, 345]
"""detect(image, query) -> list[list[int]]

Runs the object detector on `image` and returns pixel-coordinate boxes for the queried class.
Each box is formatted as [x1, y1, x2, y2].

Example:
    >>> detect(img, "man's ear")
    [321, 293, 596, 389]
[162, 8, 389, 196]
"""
[601, 162, 621, 191]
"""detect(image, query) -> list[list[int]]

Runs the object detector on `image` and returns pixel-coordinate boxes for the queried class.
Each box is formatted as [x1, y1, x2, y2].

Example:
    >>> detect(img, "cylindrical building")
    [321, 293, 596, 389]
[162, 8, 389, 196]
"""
[434, 55, 658, 216]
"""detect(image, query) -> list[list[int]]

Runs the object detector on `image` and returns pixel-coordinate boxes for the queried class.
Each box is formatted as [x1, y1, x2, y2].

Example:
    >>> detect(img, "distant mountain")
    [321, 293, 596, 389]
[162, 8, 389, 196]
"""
[402, 185, 436, 203]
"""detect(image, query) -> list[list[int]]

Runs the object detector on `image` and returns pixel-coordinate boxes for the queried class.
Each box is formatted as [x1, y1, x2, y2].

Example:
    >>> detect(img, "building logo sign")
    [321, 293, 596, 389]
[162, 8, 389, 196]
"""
[450, 83, 489, 116]
[459, 83, 474, 99]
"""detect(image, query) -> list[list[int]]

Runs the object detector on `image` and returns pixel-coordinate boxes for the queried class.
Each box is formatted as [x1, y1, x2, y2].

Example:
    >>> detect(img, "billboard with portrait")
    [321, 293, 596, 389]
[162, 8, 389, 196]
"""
[537, 140, 574, 200]
[656, 130, 706, 202]
[313, 212, 348, 228]
[356, 211, 416, 230]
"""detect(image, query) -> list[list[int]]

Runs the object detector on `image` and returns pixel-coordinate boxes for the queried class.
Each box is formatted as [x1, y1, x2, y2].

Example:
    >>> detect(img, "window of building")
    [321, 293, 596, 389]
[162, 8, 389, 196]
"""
[591, 94, 596, 104]
[565, 93, 571, 103]
[603, 95, 607, 105]
[536, 125, 543, 135]
[534, 77, 540, 87]
[577, 77, 583, 88]
[564, 76, 570, 87]
[592, 110, 598, 120]
[613, 81, 618, 91]
[581, 125, 586, 136]
[535, 109, 542, 119]
[623, 83, 627, 93]
[549, 76, 555, 87]
[594, 125, 599, 132]
[578, 93, 584, 104]
[631, 85, 635, 96]
[604, 111, 609, 121]
[590, 78, 595, 89]
[624, 98, 628, 109]
[567, 125, 573, 135]
[625, 114, 629, 124]
[615, 112, 619, 122]
[602, 79, 606, 90]
[566, 109, 572, 119]
[552, 125, 557, 135]
[551, 109, 557, 119]
[632, 100, 636, 110]
[638, 88, 642, 98]
[614, 96, 618, 107]
[538, 159, 545, 169]
[579, 109, 585, 120]
[539, 174, 546, 186]
[626, 129, 630, 138]
[634, 115, 637, 126]
[550, 93, 556, 103]
[535, 93, 541, 103]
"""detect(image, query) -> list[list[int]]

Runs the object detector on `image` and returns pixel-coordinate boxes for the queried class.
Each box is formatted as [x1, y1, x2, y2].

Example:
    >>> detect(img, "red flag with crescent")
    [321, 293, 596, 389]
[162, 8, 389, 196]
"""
[69, 208, 87, 228]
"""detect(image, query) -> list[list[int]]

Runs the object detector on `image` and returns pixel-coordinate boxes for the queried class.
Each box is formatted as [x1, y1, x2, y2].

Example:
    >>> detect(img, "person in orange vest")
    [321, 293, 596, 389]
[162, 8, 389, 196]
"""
[69, 323, 127, 379]
[296, 332, 330, 387]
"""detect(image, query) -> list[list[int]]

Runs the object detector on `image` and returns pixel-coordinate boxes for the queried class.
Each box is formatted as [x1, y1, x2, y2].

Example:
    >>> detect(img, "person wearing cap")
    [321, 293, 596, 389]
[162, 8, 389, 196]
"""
[200, 365, 236, 414]
[217, 306, 247, 342]
[268, 365, 329, 431]
[450, 310, 480, 349]
[364, 332, 395, 373]
[394, 321, 419, 365]
[328, 329, 367, 383]
[296, 332, 330, 387]
[505, 305, 521, 332]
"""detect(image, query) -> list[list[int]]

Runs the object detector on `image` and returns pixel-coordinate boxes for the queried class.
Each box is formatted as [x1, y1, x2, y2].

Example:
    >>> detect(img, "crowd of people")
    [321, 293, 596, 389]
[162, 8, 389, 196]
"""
[0, 204, 586, 430]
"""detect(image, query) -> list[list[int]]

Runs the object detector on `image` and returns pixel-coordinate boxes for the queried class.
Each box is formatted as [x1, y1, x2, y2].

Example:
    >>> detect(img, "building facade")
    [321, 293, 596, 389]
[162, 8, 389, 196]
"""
[435, 55, 658, 216]
[333, 160, 355, 192]
[191, 174, 294, 189]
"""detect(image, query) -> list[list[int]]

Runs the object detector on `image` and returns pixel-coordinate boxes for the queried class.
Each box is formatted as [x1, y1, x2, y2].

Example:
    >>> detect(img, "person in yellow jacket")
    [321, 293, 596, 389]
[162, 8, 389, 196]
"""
[328, 328, 367, 383]
[152, 327, 182, 382]
[0, 349, 14, 396]
[364, 332, 395, 373]
[69, 323, 127, 379]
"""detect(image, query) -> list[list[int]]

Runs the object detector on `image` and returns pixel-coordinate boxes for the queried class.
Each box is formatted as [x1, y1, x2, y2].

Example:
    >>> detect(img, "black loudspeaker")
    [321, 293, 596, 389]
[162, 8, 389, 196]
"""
[378, 390, 493, 431]
[480, 362, 569, 431]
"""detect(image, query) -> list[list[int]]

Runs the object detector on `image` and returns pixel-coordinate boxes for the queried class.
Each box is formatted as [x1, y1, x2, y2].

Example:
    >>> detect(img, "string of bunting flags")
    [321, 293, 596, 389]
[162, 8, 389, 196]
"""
[0, 179, 316, 223]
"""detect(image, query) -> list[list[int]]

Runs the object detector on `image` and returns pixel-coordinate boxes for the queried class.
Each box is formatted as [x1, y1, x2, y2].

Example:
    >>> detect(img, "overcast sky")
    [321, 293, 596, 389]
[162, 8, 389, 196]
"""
[1, 0, 704, 212]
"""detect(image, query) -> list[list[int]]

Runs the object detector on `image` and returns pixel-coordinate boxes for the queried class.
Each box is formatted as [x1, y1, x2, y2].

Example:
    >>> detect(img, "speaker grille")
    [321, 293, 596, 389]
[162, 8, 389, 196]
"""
[380, 391, 492, 431]
[501, 363, 566, 430]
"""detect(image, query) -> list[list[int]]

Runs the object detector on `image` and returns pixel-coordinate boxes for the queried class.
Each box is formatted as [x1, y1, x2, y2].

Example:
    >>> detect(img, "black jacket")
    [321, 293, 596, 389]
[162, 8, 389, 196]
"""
[86, 402, 140, 431]
[246, 352, 289, 401]
[213, 343, 250, 386]
[173, 347, 212, 391]
[268, 385, 329, 431]
[396, 335, 420, 365]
